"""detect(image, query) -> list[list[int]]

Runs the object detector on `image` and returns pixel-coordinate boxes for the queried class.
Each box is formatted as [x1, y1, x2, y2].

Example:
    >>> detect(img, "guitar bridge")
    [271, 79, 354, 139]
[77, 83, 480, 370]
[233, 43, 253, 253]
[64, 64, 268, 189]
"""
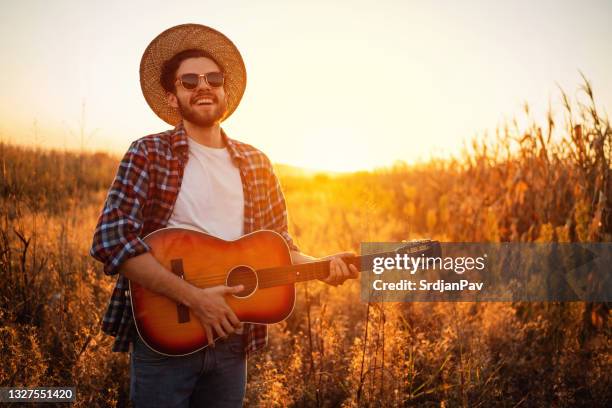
[170, 259, 191, 324]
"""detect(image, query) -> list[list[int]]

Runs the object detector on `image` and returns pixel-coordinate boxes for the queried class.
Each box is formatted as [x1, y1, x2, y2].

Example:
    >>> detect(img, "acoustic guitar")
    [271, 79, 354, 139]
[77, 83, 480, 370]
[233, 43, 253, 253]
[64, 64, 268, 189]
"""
[130, 227, 440, 355]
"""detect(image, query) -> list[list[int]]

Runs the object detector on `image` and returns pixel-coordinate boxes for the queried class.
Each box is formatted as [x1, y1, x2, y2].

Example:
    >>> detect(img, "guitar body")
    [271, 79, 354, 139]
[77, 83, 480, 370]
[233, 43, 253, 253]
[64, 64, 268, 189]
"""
[130, 228, 295, 356]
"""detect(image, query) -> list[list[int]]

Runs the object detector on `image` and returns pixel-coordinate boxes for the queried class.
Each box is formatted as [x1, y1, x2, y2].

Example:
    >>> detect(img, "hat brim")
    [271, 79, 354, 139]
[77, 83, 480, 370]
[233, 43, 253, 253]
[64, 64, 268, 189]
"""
[140, 24, 246, 125]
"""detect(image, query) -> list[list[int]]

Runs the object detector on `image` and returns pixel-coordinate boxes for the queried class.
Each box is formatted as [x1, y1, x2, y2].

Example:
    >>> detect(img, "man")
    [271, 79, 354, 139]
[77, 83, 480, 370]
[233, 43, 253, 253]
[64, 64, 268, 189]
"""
[90, 24, 358, 407]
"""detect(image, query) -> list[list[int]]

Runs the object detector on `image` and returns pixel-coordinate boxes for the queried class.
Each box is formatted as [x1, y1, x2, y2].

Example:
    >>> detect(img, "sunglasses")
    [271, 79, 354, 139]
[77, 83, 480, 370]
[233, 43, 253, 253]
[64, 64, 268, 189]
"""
[176, 72, 225, 90]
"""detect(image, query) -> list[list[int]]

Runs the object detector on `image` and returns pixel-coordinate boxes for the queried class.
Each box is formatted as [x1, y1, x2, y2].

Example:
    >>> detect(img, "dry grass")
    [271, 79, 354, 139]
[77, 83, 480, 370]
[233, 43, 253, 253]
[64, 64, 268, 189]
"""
[0, 79, 610, 407]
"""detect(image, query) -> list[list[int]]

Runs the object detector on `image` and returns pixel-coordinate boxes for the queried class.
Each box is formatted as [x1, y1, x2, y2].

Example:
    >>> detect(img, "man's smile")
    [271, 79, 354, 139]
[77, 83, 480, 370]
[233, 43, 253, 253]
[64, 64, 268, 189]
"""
[191, 94, 217, 106]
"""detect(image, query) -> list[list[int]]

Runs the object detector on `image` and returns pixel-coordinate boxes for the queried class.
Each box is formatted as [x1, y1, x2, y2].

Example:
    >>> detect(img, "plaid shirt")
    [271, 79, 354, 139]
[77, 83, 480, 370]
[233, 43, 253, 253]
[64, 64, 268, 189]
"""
[90, 122, 299, 353]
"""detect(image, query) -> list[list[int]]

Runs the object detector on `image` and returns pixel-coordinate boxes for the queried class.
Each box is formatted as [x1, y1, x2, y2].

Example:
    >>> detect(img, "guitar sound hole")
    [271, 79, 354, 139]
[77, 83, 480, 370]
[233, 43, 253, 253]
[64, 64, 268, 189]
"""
[226, 266, 258, 298]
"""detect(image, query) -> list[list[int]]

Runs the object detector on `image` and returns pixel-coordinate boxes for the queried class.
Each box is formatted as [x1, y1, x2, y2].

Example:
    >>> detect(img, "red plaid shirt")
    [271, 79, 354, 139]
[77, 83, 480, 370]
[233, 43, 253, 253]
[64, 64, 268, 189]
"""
[90, 122, 299, 353]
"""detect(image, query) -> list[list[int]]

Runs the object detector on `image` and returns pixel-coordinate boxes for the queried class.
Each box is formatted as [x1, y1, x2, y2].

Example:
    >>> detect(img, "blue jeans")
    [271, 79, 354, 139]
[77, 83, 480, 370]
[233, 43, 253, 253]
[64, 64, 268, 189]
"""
[130, 334, 247, 408]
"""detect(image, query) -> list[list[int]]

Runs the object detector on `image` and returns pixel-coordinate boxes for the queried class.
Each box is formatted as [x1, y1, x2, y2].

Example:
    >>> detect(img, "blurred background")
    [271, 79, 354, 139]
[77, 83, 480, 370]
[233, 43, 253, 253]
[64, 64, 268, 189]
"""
[1, 0, 610, 406]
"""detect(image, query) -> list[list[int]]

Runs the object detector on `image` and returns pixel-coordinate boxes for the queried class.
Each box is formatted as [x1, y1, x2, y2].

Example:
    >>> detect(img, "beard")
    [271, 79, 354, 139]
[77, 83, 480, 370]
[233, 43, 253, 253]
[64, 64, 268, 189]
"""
[176, 92, 228, 127]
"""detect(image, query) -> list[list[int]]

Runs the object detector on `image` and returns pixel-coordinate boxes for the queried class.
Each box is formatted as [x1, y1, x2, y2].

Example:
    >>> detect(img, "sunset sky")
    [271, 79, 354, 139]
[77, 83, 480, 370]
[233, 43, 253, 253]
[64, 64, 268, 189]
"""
[1, 0, 611, 172]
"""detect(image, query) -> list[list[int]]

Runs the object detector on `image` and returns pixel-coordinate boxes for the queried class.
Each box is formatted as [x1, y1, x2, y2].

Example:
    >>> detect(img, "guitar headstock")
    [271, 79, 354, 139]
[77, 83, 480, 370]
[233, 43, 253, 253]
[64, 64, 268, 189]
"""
[396, 239, 442, 258]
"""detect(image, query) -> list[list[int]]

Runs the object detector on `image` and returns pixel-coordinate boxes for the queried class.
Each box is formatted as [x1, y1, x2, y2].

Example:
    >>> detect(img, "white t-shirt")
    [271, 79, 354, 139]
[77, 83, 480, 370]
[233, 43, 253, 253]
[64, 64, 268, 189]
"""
[168, 137, 246, 334]
[167, 137, 244, 240]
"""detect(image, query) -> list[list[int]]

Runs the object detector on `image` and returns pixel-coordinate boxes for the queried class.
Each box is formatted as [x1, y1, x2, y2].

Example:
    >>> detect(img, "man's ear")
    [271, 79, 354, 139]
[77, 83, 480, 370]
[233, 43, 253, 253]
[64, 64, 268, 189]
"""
[167, 92, 178, 109]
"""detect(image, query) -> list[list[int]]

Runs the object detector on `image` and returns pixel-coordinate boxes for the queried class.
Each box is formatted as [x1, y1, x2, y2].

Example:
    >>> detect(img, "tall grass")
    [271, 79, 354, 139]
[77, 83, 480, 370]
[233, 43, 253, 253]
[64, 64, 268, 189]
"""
[0, 79, 610, 406]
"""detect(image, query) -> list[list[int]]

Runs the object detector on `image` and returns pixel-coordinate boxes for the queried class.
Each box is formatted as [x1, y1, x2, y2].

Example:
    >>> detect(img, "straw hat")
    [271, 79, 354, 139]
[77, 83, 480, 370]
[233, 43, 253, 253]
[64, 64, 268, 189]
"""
[140, 24, 246, 125]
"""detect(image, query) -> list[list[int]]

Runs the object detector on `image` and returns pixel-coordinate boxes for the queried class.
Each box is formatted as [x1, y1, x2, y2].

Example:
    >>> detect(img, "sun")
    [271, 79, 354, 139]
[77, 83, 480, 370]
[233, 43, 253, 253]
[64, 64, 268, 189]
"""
[287, 126, 377, 173]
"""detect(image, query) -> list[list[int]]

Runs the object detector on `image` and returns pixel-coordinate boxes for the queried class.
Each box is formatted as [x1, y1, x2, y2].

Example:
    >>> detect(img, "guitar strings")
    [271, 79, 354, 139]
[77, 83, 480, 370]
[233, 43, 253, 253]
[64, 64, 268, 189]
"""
[138, 262, 340, 302]
[182, 266, 327, 288]
[159, 253, 382, 288]
[139, 263, 330, 292]
[151, 249, 408, 288]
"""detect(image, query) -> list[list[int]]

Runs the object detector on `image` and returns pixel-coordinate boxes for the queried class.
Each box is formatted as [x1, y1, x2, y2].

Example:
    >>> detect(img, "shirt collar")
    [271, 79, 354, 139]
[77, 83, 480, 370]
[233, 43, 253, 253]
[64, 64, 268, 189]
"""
[170, 122, 189, 156]
[171, 121, 245, 164]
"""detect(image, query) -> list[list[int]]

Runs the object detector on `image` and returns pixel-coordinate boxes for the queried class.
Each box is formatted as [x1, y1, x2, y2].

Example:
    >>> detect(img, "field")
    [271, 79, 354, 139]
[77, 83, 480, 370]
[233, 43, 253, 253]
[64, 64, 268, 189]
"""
[1, 81, 610, 407]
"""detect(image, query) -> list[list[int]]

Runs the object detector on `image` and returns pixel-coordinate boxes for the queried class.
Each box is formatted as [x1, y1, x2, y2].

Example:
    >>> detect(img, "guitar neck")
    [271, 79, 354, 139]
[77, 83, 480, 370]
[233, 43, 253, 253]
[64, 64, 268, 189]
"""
[256, 251, 402, 289]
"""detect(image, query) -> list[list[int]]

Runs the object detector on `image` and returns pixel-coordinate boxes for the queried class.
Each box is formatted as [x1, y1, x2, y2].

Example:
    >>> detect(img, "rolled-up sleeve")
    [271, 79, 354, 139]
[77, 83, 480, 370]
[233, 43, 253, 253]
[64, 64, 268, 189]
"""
[266, 163, 300, 252]
[90, 140, 151, 275]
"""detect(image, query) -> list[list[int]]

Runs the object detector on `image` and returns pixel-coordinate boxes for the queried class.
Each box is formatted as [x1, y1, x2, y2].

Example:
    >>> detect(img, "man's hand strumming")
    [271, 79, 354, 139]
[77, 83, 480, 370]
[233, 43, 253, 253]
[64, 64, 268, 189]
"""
[189, 285, 244, 346]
